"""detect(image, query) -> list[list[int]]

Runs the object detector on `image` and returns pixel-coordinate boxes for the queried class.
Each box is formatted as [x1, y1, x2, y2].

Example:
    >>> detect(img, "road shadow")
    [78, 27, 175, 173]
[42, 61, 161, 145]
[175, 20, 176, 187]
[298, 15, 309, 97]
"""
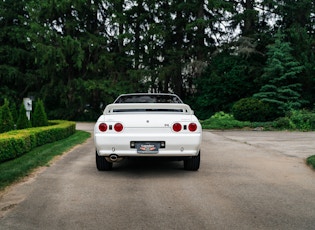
[118, 158, 182, 170]
[98, 158, 197, 177]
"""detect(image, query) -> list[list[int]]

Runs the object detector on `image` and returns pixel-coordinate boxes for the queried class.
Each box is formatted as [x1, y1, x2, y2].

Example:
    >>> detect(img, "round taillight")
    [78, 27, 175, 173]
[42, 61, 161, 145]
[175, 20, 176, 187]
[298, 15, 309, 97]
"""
[99, 123, 107, 132]
[188, 123, 197, 132]
[172, 123, 182, 132]
[114, 123, 123, 132]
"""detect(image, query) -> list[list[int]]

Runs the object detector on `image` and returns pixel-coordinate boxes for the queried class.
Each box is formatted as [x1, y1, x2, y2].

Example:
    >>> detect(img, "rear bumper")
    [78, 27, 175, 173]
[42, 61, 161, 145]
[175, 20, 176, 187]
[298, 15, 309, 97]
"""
[94, 132, 202, 157]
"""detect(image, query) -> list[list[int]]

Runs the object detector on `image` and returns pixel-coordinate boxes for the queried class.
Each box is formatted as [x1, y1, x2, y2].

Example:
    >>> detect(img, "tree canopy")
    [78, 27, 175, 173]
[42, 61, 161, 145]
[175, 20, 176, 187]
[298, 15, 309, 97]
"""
[1, 0, 315, 120]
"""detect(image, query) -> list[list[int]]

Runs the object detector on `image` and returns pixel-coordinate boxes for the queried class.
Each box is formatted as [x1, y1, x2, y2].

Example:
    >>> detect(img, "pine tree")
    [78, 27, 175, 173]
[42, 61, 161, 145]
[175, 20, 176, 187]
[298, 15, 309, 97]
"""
[254, 30, 305, 117]
[0, 0, 36, 102]
[0, 99, 15, 133]
[16, 103, 32, 129]
[10, 102, 18, 124]
[32, 99, 48, 127]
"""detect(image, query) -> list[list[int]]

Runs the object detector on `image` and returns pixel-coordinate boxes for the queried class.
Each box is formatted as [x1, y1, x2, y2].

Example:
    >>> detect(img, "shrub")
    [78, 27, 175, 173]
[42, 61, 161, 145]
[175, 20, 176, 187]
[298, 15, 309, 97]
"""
[32, 99, 48, 127]
[17, 103, 32, 129]
[273, 117, 292, 130]
[210, 111, 234, 120]
[0, 99, 15, 133]
[307, 155, 315, 169]
[201, 111, 250, 129]
[0, 120, 76, 162]
[232, 97, 272, 122]
[270, 110, 315, 131]
[10, 102, 18, 124]
[288, 110, 315, 131]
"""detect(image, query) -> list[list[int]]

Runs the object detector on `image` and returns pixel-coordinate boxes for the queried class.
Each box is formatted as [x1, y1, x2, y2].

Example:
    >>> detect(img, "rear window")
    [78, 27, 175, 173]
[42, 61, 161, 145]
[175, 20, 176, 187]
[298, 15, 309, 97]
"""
[113, 109, 183, 113]
[114, 94, 183, 104]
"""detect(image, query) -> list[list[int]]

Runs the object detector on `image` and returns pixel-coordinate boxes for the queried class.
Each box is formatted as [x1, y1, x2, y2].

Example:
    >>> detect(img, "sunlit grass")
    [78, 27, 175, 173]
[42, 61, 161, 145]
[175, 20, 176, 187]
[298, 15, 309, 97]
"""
[306, 155, 315, 170]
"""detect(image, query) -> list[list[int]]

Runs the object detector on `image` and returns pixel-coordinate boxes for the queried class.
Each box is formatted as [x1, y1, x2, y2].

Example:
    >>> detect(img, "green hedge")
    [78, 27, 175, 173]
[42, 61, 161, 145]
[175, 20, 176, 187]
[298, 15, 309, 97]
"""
[0, 120, 76, 163]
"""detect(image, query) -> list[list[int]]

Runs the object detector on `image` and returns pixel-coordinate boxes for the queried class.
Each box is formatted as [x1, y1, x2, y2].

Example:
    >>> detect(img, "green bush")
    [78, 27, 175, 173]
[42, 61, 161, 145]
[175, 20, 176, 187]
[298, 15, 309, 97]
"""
[32, 99, 48, 127]
[257, 110, 315, 131]
[10, 102, 18, 124]
[273, 117, 292, 130]
[201, 111, 250, 129]
[307, 155, 315, 169]
[0, 120, 76, 163]
[210, 111, 234, 120]
[0, 130, 35, 162]
[0, 99, 15, 133]
[232, 97, 272, 122]
[17, 103, 32, 129]
[288, 110, 315, 131]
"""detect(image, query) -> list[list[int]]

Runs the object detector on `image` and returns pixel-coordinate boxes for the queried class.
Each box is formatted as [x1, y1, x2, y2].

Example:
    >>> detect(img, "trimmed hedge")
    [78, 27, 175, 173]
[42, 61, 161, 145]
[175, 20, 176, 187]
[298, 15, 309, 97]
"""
[0, 120, 76, 163]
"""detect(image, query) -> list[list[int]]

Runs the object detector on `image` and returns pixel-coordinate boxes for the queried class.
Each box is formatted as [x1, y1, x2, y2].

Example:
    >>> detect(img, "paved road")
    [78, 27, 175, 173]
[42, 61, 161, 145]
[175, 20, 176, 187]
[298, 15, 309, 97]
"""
[1, 123, 315, 229]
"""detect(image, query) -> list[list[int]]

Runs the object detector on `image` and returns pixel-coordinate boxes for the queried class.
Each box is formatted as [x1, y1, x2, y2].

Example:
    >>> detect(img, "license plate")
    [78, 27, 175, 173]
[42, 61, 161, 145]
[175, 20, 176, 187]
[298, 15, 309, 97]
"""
[136, 142, 160, 154]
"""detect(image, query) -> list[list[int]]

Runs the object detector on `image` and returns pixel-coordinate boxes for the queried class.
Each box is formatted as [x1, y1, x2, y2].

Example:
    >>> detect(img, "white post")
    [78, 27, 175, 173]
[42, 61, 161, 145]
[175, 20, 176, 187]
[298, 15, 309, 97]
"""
[23, 98, 32, 120]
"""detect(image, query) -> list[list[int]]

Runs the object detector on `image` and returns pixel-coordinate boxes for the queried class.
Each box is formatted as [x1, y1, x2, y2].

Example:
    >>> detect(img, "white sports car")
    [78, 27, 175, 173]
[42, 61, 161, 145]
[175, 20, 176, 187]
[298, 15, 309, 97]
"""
[94, 93, 202, 171]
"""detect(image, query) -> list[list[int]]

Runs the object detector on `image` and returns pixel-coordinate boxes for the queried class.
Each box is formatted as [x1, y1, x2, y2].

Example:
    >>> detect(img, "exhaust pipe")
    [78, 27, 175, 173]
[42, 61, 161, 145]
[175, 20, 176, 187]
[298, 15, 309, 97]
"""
[110, 154, 118, 162]
[106, 154, 123, 162]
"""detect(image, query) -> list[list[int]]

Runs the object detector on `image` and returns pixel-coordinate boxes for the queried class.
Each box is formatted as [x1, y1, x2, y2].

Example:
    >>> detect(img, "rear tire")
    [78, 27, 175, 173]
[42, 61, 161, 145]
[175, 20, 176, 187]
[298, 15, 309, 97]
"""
[96, 150, 113, 171]
[184, 151, 200, 171]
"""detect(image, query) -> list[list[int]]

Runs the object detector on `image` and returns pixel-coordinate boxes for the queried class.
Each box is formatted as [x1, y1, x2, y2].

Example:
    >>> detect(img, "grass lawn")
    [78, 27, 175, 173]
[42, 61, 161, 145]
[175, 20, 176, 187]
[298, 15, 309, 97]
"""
[0, 130, 91, 191]
[307, 155, 315, 170]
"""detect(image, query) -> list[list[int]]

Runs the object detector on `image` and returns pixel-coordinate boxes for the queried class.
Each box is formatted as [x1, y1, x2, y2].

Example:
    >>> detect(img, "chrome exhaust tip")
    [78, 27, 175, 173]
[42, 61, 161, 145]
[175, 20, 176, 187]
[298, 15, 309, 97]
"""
[109, 154, 118, 162]
[106, 154, 123, 162]
[105, 154, 124, 162]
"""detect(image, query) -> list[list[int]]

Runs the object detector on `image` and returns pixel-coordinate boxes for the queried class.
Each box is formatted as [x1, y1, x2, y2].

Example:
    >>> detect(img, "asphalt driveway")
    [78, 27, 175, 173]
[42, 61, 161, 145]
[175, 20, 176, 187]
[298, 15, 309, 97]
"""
[0, 123, 315, 229]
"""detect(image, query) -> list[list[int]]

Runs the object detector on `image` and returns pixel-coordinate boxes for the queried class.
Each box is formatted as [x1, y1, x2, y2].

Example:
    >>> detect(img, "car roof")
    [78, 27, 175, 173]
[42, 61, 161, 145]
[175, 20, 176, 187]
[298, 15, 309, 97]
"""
[114, 93, 183, 104]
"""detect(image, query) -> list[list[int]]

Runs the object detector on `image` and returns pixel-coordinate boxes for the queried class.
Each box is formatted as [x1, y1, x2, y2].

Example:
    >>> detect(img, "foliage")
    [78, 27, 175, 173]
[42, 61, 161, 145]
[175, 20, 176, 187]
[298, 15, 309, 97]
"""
[0, 120, 75, 163]
[232, 97, 273, 122]
[193, 51, 262, 120]
[200, 110, 315, 131]
[32, 99, 48, 127]
[306, 155, 315, 170]
[0, 130, 90, 191]
[254, 30, 305, 117]
[0, 1, 315, 120]
[16, 103, 32, 129]
[200, 111, 251, 130]
[265, 110, 315, 131]
[9, 102, 18, 123]
[0, 99, 15, 133]
[210, 111, 235, 120]
[272, 117, 292, 130]
[286, 26, 315, 107]
[287, 110, 315, 131]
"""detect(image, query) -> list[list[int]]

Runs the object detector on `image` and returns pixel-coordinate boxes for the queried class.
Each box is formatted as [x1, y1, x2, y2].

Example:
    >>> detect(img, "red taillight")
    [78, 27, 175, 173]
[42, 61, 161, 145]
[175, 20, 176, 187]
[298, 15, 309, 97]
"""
[114, 123, 123, 132]
[99, 123, 107, 132]
[172, 123, 182, 132]
[188, 123, 197, 132]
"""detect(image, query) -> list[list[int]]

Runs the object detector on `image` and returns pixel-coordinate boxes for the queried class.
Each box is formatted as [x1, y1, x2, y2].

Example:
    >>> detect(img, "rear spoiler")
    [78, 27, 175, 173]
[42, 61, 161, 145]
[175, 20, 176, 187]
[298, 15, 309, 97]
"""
[103, 103, 194, 115]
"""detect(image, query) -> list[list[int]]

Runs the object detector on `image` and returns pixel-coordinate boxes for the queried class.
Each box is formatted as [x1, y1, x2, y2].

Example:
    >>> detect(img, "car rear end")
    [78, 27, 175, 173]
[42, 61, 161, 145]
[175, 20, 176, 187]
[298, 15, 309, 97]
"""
[95, 114, 201, 155]
[94, 103, 202, 171]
